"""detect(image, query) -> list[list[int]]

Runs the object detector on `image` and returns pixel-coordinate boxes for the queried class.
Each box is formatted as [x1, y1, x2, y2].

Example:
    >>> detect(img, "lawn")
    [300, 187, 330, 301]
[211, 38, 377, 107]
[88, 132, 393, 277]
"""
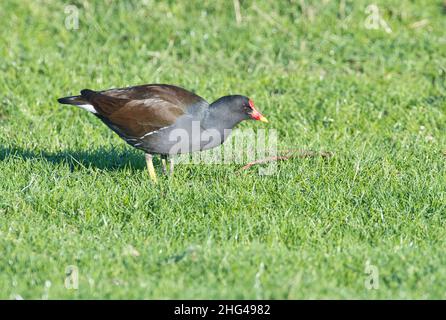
[1, 0, 445, 299]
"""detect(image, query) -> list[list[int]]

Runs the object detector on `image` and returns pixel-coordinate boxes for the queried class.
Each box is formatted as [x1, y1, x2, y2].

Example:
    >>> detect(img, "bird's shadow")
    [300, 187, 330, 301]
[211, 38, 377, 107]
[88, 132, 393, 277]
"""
[0, 146, 148, 171]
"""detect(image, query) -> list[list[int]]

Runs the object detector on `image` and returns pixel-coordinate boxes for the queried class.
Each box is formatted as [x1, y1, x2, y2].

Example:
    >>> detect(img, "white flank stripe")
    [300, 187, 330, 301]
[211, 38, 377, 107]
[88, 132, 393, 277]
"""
[140, 126, 169, 139]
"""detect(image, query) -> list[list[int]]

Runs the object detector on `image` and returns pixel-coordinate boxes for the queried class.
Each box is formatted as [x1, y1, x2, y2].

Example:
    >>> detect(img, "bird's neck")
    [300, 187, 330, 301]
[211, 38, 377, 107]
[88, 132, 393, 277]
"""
[202, 103, 244, 132]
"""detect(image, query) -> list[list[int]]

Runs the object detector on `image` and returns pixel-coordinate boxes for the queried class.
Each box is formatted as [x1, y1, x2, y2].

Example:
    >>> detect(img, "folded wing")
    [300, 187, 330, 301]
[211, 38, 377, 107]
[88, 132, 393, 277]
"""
[80, 84, 207, 139]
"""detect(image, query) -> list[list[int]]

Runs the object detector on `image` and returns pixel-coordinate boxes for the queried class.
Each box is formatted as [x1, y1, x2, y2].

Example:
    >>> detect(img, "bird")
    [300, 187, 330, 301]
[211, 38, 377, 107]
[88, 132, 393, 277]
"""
[58, 84, 268, 181]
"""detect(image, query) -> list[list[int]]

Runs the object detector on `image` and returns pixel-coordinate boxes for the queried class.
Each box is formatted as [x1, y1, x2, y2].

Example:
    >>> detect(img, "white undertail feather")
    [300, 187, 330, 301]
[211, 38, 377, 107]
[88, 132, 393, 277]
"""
[77, 104, 97, 114]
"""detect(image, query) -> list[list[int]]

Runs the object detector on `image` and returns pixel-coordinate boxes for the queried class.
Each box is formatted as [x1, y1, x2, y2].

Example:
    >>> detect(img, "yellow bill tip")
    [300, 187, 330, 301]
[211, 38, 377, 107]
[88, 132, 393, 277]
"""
[258, 115, 269, 123]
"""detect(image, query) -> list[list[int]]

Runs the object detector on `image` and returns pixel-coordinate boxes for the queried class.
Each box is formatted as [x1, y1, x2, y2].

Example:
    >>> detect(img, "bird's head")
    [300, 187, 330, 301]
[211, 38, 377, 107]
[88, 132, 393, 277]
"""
[213, 95, 268, 123]
[242, 96, 268, 123]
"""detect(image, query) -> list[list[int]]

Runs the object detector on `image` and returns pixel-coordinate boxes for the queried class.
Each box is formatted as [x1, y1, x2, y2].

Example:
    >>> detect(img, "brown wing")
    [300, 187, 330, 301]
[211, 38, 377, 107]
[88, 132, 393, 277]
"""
[80, 84, 207, 138]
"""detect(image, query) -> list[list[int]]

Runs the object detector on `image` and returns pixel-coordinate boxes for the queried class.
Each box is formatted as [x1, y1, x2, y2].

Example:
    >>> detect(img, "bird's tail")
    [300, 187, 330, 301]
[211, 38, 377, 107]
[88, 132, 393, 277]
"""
[57, 92, 98, 114]
[57, 95, 88, 105]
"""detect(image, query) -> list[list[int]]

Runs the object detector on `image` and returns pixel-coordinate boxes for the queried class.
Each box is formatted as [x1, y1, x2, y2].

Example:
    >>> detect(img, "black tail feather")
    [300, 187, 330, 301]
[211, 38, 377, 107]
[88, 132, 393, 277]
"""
[80, 89, 97, 100]
[57, 95, 87, 105]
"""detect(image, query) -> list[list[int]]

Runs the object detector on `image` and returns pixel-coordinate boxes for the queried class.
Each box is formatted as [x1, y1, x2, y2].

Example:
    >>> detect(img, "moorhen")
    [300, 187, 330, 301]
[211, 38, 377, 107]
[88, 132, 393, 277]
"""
[58, 84, 268, 181]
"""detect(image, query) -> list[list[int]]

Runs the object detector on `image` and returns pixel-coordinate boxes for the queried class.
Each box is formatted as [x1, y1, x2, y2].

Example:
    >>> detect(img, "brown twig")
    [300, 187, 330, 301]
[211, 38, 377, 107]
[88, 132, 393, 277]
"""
[239, 149, 333, 171]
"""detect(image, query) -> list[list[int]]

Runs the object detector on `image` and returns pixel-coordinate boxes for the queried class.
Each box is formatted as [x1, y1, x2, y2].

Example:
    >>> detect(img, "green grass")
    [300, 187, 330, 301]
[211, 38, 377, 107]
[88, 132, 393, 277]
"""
[1, 0, 446, 299]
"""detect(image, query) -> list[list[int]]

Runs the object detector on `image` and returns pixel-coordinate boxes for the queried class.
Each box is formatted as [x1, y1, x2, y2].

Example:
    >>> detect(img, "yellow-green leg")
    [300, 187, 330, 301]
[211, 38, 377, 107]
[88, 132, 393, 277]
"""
[145, 153, 157, 182]
[161, 156, 168, 175]
[161, 155, 174, 177]
[169, 157, 174, 176]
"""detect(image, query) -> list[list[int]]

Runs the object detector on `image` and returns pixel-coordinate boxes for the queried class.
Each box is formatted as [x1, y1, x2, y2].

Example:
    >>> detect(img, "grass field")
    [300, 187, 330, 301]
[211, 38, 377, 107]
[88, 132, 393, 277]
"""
[1, 0, 446, 299]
